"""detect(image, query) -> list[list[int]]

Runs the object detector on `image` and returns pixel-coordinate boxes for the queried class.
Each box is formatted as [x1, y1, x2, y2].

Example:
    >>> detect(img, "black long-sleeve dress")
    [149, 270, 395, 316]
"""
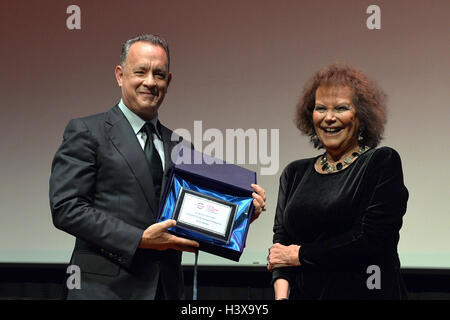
[272, 147, 409, 299]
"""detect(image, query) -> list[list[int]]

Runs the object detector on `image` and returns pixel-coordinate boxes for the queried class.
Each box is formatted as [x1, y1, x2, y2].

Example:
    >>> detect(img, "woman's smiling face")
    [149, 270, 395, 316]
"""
[313, 85, 360, 155]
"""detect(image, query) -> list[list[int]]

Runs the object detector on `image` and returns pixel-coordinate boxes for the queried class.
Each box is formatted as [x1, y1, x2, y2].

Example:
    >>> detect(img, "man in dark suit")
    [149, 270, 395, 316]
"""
[49, 34, 266, 299]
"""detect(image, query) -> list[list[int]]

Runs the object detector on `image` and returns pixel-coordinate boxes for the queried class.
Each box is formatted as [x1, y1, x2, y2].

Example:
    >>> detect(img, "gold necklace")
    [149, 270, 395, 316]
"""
[320, 146, 370, 173]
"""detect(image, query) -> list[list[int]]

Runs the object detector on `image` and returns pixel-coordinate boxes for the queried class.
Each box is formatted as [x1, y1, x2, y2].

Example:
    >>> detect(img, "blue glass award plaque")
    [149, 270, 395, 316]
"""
[157, 146, 256, 261]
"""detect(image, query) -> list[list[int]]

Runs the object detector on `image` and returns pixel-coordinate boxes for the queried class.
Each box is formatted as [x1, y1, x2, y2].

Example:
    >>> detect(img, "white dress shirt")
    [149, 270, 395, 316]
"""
[118, 100, 165, 171]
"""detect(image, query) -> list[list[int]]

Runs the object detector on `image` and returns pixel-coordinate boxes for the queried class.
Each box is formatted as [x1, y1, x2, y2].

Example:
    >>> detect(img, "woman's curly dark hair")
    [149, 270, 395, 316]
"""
[295, 63, 387, 148]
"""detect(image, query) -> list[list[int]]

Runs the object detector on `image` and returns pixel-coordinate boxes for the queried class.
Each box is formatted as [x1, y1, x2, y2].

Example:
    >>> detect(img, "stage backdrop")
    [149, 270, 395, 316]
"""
[1, 0, 449, 268]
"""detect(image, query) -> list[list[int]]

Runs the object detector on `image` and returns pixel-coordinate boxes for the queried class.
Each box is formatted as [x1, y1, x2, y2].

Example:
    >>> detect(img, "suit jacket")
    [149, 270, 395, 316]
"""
[49, 105, 186, 299]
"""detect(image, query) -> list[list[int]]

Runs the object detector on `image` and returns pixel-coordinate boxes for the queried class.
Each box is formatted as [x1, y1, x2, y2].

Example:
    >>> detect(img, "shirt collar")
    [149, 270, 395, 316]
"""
[118, 99, 161, 138]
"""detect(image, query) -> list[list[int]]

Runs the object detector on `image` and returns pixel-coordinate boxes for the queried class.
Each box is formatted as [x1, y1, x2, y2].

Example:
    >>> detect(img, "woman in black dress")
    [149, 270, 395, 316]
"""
[268, 63, 409, 300]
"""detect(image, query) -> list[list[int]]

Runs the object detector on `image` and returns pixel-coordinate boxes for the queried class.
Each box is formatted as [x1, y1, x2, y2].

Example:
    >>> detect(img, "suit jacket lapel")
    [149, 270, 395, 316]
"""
[159, 122, 181, 203]
[106, 106, 158, 216]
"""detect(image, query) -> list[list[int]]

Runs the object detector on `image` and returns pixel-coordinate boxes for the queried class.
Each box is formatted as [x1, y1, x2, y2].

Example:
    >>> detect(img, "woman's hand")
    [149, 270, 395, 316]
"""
[273, 278, 290, 300]
[267, 243, 301, 271]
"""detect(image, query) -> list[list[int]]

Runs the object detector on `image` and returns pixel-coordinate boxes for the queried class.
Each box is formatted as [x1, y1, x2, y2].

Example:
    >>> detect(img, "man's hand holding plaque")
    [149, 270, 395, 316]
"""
[250, 183, 266, 223]
[139, 219, 199, 252]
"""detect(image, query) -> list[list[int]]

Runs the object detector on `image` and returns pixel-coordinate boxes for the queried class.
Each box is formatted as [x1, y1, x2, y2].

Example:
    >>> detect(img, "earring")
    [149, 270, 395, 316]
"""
[358, 128, 364, 142]
[312, 134, 320, 148]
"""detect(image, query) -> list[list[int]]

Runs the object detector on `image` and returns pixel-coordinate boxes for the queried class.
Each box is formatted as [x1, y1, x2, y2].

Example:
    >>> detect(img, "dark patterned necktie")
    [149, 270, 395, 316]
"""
[142, 122, 163, 199]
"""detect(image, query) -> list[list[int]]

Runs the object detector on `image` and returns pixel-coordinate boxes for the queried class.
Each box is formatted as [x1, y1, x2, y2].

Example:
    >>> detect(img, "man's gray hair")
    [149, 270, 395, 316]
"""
[120, 34, 170, 70]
